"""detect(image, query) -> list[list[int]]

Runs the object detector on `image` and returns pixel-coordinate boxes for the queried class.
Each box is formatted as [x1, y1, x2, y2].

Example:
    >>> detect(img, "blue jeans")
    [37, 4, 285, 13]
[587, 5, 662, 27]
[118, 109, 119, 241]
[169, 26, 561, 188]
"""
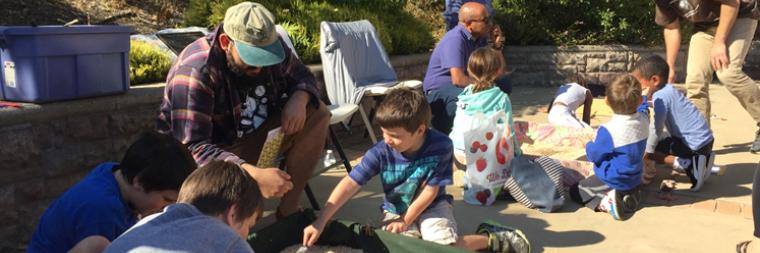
[425, 85, 463, 134]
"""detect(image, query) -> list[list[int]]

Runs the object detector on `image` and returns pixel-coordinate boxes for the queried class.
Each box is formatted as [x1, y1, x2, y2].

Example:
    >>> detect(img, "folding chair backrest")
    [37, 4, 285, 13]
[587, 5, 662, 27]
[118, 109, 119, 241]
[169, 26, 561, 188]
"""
[155, 31, 207, 55]
[275, 25, 299, 59]
[320, 20, 398, 105]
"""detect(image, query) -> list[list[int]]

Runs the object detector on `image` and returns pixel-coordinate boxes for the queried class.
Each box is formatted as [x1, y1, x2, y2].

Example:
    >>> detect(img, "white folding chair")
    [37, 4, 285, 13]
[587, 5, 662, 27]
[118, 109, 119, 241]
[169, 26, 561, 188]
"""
[319, 20, 422, 144]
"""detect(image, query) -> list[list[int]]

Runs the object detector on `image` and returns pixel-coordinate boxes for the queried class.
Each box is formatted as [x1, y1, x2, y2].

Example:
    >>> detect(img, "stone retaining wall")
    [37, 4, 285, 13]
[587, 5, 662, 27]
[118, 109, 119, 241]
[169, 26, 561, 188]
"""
[506, 42, 760, 87]
[2, 43, 759, 251]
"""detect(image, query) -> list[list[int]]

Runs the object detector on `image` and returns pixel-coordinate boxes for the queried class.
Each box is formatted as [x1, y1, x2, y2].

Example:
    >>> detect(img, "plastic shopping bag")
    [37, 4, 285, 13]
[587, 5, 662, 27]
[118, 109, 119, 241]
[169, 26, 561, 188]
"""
[463, 112, 514, 206]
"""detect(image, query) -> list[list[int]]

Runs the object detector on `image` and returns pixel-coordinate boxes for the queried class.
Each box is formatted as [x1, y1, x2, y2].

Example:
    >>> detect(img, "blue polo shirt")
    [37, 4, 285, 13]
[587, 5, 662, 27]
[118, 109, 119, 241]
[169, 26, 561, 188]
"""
[28, 163, 137, 253]
[423, 24, 488, 91]
[348, 129, 454, 215]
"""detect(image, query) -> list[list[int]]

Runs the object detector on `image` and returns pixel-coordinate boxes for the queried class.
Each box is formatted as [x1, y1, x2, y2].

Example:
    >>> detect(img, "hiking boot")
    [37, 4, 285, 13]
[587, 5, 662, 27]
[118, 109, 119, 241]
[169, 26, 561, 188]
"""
[751, 128, 760, 154]
[686, 155, 708, 192]
[476, 220, 531, 253]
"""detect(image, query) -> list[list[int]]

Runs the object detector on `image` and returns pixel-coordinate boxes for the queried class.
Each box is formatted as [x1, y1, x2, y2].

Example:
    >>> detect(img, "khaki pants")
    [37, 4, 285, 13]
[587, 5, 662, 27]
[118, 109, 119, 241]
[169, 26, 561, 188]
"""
[685, 18, 760, 125]
[226, 101, 330, 216]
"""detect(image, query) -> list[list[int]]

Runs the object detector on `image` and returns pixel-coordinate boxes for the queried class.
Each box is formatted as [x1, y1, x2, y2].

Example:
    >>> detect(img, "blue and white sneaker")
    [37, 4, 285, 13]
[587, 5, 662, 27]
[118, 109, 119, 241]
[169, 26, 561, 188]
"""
[689, 154, 708, 192]
[705, 152, 716, 180]
[599, 190, 622, 220]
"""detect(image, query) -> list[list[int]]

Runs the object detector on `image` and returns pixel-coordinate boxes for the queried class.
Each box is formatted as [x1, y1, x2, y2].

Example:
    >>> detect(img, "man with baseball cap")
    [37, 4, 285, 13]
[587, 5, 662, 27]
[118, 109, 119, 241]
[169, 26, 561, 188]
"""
[157, 1, 330, 219]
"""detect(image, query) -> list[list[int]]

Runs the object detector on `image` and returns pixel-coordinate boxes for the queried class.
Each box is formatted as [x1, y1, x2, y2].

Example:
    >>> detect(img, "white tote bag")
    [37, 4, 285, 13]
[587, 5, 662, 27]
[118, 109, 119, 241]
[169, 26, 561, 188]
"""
[463, 112, 515, 206]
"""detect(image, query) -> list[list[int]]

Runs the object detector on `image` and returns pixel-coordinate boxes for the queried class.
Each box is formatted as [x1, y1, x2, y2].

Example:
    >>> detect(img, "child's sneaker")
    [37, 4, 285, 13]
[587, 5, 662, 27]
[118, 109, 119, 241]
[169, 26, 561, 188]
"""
[476, 220, 531, 253]
[688, 154, 708, 192]
[620, 189, 641, 221]
[598, 190, 622, 220]
[704, 152, 716, 181]
[672, 157, 691, 173]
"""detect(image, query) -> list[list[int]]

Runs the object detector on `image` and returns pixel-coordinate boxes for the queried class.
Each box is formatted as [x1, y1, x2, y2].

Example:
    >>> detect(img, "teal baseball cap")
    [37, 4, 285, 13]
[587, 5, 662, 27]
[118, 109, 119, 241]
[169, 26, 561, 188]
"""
[223, 2, 285, 67]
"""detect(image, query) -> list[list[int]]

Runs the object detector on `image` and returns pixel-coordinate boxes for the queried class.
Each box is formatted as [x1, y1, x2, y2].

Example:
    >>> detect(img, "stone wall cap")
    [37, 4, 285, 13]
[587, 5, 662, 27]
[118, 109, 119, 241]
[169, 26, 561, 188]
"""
[0, 84, 165, 127]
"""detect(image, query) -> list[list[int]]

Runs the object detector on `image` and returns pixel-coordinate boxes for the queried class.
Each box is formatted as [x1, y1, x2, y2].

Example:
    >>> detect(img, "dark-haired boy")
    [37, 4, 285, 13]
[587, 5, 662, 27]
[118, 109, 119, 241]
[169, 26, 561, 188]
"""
[302, 88, 530, 253]
[632, 55, 715, 192]
[104, 160, 262, 252]
[28, 132, 197, 253]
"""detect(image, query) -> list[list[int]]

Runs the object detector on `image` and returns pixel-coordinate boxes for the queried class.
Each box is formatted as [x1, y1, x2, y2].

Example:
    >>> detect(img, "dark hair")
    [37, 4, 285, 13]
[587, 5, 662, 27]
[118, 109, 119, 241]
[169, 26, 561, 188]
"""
[606, 74, 642, 115]
[375, 87, 431, 133]
[633, 55, 669, 86]
[567, 73, 588, 88]
[119, 131, 197, 192]
[467, 47, 505, 92]
[177, 160, 262, 222]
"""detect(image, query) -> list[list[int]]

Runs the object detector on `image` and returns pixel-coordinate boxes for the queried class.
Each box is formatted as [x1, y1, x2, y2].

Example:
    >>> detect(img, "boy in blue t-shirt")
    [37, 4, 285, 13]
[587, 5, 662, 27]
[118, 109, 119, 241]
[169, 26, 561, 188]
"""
[570, 74, 650, 221]
[28, 132, 197, 253]
[302, 88, 529, 253]
[633, 55, 715, 192]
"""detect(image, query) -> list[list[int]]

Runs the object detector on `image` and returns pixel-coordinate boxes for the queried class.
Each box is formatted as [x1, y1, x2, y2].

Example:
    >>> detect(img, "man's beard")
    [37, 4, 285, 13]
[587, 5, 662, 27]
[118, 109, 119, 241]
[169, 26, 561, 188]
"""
[226, 49, 246, 77]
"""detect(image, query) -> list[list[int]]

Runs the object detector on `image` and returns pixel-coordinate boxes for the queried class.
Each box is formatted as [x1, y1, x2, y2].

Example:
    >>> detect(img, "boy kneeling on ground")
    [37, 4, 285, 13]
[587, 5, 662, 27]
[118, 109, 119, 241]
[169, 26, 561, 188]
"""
[632, 55, 716, 192]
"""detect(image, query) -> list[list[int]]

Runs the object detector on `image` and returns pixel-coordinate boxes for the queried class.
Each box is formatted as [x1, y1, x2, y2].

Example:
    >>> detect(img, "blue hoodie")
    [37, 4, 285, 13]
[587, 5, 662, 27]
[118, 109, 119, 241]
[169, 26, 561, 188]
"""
[586, 99, 649, 190]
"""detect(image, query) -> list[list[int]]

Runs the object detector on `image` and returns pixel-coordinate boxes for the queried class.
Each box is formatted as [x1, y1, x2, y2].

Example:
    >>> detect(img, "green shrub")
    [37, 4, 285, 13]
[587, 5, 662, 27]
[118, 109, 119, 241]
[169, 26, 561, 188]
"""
[184, 0, 434, 64]
[129, 40, 172, 85]
[492, 0, 661, 46]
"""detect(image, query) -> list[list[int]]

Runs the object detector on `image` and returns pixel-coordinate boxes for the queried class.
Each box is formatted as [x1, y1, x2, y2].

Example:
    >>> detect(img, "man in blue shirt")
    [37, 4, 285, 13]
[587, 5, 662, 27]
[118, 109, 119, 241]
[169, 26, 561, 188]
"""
[28, 132, 197, 253]
[424, 2, 507, 134]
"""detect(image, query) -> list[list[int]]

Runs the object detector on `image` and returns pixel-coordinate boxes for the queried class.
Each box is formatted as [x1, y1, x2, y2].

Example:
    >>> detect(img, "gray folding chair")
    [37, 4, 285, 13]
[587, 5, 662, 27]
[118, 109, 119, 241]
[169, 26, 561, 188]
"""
[319, 20, 422, 144]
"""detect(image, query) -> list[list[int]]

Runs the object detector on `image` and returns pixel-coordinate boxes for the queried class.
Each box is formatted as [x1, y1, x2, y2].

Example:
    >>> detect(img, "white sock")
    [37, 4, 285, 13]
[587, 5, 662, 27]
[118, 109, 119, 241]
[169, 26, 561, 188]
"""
[673, 158, 691, 170]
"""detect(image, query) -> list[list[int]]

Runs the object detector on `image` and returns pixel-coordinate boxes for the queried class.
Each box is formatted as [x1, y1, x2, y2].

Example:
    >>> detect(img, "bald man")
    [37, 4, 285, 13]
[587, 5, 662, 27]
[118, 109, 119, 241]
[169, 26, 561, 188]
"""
[443, 0, 494, 31]
[423, 2, 506, 134]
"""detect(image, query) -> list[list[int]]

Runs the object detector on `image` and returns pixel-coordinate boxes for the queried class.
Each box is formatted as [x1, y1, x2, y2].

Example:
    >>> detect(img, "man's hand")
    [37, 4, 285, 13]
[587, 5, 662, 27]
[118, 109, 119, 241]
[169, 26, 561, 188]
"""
[240, 163, 293, 198]
[667, 68, 676, 84]
[282, 91, 310, 135]
[303, 222, 326, 247]
[711, 42, 730, 71]
[382, 220, 408, 234]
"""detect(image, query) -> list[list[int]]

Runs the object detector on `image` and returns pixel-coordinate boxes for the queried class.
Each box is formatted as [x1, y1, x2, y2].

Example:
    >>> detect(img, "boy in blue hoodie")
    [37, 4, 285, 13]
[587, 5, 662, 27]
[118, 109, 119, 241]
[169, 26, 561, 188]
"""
[633, 55, 715, 192]
[569, 74, 649, 221]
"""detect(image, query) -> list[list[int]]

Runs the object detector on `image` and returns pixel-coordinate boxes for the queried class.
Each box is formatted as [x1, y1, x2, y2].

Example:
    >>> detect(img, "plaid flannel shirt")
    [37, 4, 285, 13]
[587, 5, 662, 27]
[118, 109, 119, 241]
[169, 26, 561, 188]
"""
[156, 26, 320, 167]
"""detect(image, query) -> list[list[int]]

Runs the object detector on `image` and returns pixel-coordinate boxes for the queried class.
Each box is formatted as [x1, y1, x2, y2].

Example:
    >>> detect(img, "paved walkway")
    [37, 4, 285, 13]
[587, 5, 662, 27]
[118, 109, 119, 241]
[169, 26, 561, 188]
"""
[265, 84, 758, 252]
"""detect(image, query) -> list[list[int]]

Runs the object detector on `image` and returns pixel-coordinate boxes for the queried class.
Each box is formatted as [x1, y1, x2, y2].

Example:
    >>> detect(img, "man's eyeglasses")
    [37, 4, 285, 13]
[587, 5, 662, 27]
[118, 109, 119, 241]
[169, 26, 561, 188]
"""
[470, 16, 493, 25]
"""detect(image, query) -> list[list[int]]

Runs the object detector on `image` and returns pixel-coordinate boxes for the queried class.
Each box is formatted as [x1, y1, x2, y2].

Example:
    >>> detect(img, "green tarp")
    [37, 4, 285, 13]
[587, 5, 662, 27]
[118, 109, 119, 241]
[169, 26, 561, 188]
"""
[248, 209, 473, 253]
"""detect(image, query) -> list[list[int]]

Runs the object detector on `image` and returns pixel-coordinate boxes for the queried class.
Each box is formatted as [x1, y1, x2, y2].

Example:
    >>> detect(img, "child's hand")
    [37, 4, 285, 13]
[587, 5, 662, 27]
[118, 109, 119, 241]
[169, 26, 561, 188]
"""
[382, 220, 408, 234]
[303, 223, 325, 247]
[641, 86, 654, 100]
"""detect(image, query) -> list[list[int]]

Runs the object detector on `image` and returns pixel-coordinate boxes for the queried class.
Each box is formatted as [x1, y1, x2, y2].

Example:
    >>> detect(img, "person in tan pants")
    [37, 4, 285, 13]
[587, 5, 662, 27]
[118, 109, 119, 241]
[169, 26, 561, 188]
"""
[654, 0, 760, 153]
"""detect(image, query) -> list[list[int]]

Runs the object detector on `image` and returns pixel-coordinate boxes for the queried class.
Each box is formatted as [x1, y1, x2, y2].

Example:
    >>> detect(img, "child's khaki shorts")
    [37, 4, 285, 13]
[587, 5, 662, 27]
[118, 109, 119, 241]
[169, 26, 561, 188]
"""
[381, 201, 458, 245]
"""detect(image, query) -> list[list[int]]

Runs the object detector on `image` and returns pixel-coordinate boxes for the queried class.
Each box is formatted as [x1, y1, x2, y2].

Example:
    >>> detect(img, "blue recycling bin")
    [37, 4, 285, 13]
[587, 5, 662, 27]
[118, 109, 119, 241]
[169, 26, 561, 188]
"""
[0, 25, 133, 103]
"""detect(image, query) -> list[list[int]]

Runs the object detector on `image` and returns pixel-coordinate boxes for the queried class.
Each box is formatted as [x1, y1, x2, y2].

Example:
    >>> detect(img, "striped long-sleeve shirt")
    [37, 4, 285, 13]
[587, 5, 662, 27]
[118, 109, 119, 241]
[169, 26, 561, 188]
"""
[156, 25, 320, 167]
